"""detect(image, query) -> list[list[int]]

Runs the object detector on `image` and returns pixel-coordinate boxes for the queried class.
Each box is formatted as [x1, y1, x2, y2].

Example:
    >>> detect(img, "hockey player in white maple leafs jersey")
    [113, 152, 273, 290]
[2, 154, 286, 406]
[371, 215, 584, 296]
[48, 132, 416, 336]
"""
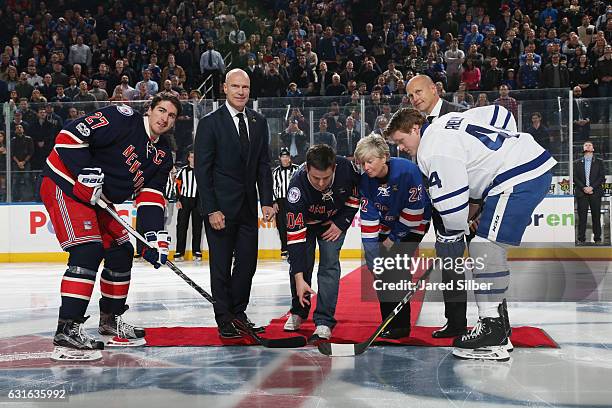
[385, 105, 556, 361]
[40, 93, 181, 361]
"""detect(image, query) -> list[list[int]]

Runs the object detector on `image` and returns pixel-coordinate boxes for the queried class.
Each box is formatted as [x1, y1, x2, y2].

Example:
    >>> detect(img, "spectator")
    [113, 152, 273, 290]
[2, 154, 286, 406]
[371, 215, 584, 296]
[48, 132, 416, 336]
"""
[89, 79, 109, 101]
[518, 53, 541, 89]
[135, 69, 159, 96]
[542, 53, 570, 88]
[10, 123, 34, 202]
[326, 73, 347, 96]
[161, 54, 187, 85]
[594, 44, 612, 123]
[481, 57, 504, 91]
[444, 38, 465, 91]
[475, 93, 490, 107]
[460, 58, 481, 91]
[336, 115, 360, 160]
[286, 82, 302, 97]
[291, 54, 315, 88]
[37, 73, 55, 100]
[463, 24, 484, 49]
[15, 71, 34, 99]
[199, 40, 225, 100]
[72, 81, 97, 113]
[112, 75, 135, 100]
[316, 61, 334, 96]
[528, 112, 553, 152]
[313, 117, 336, 150]
[340, 60, 357, 85]
[68, 35, 92, 69]
[494, 84, 519, 120]
[572, 86, 591, 141]
[28, 105, 53, 172]
[280, 119, 308, 163]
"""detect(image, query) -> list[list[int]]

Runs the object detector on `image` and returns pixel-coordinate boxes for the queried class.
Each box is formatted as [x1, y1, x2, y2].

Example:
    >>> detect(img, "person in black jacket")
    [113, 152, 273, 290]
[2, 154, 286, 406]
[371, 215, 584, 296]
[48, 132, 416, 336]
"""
[574, 141, 606, 244]
[194, 69, 275, 339]
[406, 74, 468, 339]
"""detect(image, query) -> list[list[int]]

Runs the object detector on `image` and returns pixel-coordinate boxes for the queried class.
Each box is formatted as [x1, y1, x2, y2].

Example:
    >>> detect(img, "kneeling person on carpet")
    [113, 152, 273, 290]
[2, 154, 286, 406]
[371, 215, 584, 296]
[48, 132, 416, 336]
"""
[284, 144, 360, 342]
[386, 105, 556, 361]
[354, 135, 431, 339]
[40, 93, 180, 361]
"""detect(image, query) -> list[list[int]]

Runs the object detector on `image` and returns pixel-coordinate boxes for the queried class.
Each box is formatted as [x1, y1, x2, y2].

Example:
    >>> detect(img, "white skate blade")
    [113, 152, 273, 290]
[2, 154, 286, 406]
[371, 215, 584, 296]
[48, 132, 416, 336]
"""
[452, 346, 510, 362]
[51, 346, 102, 362]
[504, 338, 514, 352]
[104, 336, 146, 347]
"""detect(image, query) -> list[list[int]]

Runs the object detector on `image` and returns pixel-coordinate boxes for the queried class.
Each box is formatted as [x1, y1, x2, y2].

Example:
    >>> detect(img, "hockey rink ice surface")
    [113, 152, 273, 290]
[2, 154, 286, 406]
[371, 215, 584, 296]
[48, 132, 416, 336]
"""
[1, 259, 611, 408]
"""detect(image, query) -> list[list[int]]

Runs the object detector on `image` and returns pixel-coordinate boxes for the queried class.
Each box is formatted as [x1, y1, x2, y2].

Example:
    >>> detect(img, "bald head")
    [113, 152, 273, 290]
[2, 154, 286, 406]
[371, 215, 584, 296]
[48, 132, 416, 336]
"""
[406, 75, 439, 114]
[224, 68, 251, 111]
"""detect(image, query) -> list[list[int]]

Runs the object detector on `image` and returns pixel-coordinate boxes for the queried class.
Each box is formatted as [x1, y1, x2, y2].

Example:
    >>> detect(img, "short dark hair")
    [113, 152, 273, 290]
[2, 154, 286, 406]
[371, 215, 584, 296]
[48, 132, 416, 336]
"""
[306, 144, 336, 171]
[149, 92, 182, 116]
[384, 108, 425, 139]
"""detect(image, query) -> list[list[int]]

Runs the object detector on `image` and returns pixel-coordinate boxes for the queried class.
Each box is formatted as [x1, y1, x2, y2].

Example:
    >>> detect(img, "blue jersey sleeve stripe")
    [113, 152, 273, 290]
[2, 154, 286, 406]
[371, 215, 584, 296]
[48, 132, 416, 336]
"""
[482, 150, 552, 198]
[432, 185, 469, 203]
[490, 105, 499, 126]
[437, 201, 468, 215]
[473, 271, 510, 279]
[502, 109, 512, 129]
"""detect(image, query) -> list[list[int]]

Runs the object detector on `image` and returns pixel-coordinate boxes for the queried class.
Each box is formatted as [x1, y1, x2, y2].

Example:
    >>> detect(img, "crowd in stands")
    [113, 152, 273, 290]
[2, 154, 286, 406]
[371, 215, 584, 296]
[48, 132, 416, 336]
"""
[0, 0, 611, 201]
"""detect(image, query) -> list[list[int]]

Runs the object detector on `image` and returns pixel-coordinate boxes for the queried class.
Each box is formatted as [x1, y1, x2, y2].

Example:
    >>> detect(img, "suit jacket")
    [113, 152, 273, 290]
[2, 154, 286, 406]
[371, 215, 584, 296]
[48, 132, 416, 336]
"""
[439, 99, 467, 116]
[336, 128, 360, 157]
[194, 104, 273, 220]
[574, 156, 605, 198]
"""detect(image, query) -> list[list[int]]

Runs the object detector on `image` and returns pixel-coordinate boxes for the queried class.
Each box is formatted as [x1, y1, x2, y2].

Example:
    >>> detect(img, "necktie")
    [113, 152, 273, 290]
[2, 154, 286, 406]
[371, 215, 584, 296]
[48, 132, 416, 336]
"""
[427, 115, 436, 123]
[208, 50, 213, 68]
[347, 130, 352, 154]
[585, 159, 591, 187]
[237, 113, 250, 159]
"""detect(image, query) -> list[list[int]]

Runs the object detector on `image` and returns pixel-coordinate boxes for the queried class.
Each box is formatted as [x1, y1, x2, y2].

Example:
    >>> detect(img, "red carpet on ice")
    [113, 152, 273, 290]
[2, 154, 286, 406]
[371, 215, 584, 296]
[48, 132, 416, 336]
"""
[145, 266, 558, 349]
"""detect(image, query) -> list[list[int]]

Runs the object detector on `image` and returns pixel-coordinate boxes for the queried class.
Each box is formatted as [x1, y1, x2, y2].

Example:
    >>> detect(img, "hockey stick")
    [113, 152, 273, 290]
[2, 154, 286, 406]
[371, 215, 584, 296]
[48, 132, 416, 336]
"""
[317, 264, 435, 357]
[232, 318, 307, 348]
[97, 200, 215, 304]
[100, 201, 307, 348]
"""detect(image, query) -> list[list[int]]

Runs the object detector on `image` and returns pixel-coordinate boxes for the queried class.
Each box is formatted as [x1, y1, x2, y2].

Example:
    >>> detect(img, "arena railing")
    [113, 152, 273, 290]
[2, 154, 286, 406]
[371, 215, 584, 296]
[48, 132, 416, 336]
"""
[0, 93, 610, 203]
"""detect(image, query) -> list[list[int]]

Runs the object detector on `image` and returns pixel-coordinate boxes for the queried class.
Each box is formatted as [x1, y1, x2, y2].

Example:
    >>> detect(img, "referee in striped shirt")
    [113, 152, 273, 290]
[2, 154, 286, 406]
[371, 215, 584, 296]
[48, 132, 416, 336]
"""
[174, 151, 204, 261]
[273, 148, 299, 258]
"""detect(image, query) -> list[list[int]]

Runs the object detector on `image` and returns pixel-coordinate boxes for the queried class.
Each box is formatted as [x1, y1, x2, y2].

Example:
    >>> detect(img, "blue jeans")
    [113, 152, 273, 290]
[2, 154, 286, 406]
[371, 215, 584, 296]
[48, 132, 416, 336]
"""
[289, 226, 346, 328]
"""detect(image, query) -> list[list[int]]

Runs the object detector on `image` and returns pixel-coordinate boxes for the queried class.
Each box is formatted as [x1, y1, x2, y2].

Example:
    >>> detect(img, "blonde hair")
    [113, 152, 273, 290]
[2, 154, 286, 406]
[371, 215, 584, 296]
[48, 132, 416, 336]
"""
[354, 134, 390, 163]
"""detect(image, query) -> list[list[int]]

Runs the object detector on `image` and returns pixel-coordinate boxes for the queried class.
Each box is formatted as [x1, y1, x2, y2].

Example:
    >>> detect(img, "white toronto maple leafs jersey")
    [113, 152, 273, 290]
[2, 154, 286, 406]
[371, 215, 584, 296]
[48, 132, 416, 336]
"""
[417, 105, 556, 233]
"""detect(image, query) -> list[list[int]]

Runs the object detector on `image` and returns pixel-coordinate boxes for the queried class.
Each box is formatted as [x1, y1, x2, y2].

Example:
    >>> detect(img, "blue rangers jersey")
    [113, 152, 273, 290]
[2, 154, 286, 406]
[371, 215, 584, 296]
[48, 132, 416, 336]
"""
[417, 105, 556, 234]
[286, 156, 360, 275]
[43, 104, 173, 233]
[360, 157, 431, 244]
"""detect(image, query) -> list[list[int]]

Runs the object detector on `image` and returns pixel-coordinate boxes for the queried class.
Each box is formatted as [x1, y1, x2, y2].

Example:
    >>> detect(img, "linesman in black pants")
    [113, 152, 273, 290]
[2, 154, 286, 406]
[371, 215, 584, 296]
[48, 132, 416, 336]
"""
[272, 148, 300, 259]
[174, 151, 204, 261]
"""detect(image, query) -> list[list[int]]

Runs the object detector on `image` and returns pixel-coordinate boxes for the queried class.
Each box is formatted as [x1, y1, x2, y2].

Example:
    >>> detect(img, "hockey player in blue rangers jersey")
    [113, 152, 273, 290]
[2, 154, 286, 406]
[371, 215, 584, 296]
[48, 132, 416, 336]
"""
[354, 134, 431, 339]
[386, 105, 556, 361]
[40, 93, 181, 361]
[283, 144, 361, 342]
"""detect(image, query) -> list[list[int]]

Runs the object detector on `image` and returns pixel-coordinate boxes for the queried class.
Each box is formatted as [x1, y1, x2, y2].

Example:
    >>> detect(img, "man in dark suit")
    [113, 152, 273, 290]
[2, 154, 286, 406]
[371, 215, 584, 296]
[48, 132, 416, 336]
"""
[194, 69, 275, 338]
[574, 141, 606, 244]
[336, 116, 360, 160]
[406, 74, 468, 339]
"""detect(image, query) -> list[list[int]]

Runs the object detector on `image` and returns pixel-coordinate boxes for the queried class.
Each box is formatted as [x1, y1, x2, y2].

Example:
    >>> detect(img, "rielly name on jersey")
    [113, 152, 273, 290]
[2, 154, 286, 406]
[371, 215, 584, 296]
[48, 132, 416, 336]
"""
[43, 104, 173, 210]
[285, 156, 361, 274]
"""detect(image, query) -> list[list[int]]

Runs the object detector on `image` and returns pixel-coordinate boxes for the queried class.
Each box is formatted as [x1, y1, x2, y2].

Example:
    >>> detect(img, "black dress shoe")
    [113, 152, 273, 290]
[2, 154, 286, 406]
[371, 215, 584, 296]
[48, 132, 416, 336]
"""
[379, 327, 411, 339]
[239, 316, 265, 333]
[432, 323, 466, 338]
[218, 322, 243, 339]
